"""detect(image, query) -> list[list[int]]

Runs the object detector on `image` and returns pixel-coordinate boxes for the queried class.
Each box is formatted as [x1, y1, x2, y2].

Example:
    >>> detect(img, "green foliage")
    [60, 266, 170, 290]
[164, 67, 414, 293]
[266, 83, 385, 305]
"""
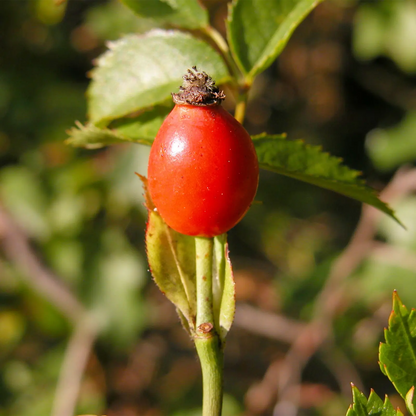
[227, 0, 323, 81]
[120, 0, 209, 29]
[253, 134, 400, 225]
[88, 31, 230, 126]
[379, 292, 416, 406]
[353, 1, 416, 73]
[366, 111, 416, 171]
[346, 385, 403, 416]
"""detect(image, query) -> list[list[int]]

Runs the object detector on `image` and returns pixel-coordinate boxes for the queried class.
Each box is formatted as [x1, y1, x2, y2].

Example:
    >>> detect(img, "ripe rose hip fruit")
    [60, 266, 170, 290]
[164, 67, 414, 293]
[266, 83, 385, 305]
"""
[147, 68, 259, 237]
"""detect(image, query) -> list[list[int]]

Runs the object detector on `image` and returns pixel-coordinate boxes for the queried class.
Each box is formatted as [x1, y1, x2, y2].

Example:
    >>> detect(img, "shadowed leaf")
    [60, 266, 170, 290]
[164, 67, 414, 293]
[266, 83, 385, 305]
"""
[120, 0, 208, 29]
[253, 134, 401, 225]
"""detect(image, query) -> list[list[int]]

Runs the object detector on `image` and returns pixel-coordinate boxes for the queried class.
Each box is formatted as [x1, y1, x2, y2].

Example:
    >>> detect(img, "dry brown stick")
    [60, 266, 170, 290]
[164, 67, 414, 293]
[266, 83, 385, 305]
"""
[234, 303, 306, 344]
[272, 167, 416, 415]
[0, 204, 86, 323]
[51, 318, 98, 416]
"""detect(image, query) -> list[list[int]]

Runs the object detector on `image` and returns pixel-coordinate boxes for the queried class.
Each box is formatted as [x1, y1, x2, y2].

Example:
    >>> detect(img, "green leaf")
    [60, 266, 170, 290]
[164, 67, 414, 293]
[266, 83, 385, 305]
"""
[227, 0, 323, 80]
[142, 175, 197, 331]
[66, 106, 171, 148]
[366, 111, 416, 171]
[88, 31, 230, 126]
[379, 291, 416, 405]
[213, 235, 235, 343]
[120, 0, 208, 29]
[253, 134, 401, 225]
[346, 385, 402, 416]
[66, 122, 152, 149]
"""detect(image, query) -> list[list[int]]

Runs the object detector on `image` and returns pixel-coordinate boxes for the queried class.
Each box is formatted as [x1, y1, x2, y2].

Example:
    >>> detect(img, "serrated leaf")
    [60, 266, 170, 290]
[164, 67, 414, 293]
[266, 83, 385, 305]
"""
[227, 0, 323, 80]
[346, 385, 402, 416]
[67, 106, 172, 148]
[379, 291, 416, 406]
[253, 134, 401, 225]
[142, 175, 197, 331]
[213, 234, 235, 343]
[120, 0, 208, 29]
[88, 30, 230, 126]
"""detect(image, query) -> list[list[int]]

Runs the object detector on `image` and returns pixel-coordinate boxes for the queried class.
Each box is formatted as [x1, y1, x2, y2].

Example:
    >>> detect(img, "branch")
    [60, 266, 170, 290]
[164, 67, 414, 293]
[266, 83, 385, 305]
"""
[0, 204, 86, 323]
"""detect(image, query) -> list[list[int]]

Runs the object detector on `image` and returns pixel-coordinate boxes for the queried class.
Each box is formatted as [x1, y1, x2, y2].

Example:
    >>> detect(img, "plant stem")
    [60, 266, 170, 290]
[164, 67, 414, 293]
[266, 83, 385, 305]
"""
[203, 25, 242, 85]
[234, 89, 248, 124]
[196, 236, 214, 327]
[195, 335, 224, 416]
[195, 236, 223, 416]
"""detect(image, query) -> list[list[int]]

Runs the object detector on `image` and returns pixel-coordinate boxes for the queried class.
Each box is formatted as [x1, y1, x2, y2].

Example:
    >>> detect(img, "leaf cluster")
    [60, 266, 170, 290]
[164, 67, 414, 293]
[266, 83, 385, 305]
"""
[347, 292, 416, 416]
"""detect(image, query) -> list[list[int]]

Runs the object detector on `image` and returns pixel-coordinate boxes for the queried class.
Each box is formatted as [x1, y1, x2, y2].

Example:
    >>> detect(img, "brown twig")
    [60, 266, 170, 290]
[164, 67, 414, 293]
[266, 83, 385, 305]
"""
[234, 304, 306, 344]
[51, 318, 98, 416]
[0, 204, 86, 323]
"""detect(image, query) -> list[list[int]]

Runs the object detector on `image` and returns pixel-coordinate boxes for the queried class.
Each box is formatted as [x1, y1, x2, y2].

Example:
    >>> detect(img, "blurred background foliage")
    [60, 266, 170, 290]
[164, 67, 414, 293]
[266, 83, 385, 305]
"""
[0, 0, 416, 415]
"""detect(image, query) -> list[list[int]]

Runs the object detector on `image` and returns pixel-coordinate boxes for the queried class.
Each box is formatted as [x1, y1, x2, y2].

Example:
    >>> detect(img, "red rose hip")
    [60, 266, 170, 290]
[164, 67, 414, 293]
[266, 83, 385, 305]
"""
[147, 68, 259, 237]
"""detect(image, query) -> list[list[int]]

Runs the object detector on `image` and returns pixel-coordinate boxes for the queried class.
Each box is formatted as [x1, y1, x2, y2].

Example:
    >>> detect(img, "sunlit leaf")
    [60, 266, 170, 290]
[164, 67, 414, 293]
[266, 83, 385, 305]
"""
[253, 134, 401, 225]
[120, 0, 208, 29]
[66, 105, 171, 148]
[227, 0, 323, 81]
[379, 291, 416, 404]
[346, 385, 402, 416]
[88, 31, 230, 126]
[142, 175, 197, 331]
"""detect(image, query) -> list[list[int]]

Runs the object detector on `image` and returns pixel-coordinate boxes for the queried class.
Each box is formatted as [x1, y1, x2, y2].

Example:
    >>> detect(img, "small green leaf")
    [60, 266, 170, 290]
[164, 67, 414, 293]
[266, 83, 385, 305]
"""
[88, 31, 230, 126]
[227, 0, 323, 80]
[67, 106, 171, 148]
[66, 122, 151, 149]
[120, 0, 209, 29]
[142, 175, 197, 331]
[346, 385, 402, 416]
[379, 291, 416, 405]
[253, 134, 401, 225]
[213, 234, 235, 343]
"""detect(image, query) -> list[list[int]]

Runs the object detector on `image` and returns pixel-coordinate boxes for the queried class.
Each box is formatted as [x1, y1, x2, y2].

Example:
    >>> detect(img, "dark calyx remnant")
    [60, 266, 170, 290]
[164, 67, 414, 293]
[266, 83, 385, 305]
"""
[172, 66, 226, 107]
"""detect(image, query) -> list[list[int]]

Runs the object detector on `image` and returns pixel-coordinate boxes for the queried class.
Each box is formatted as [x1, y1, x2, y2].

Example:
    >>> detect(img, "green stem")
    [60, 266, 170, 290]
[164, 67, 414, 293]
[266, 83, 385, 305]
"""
[234, 89, 248, 124]
[201, 25, 250, 125]
[195, 335, 224, 416]
[196, 236, 214, 327]
[195, 236, 223, 416]
[202, 25, 242, 85]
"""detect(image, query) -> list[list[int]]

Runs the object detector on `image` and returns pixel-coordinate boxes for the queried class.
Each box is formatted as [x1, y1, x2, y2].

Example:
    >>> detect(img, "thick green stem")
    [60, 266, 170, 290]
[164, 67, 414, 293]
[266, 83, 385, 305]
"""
[196, 236, 214, 327]
[195, 335, 224, 416]
[195, 236, 223, 416]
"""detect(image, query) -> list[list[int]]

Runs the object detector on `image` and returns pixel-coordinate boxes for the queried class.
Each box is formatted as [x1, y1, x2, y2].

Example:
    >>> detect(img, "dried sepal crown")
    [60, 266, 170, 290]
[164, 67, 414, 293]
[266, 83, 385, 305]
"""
[172, 66, 225, 106]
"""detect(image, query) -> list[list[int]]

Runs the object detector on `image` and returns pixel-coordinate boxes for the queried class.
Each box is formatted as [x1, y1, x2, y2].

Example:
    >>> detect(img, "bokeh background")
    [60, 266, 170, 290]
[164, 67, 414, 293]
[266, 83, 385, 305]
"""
[1, 1, 416, 415]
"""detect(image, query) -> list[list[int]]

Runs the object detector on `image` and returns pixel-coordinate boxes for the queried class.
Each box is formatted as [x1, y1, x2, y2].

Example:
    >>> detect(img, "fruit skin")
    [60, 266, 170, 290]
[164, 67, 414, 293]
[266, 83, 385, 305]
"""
[147, 104, 259, 237]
